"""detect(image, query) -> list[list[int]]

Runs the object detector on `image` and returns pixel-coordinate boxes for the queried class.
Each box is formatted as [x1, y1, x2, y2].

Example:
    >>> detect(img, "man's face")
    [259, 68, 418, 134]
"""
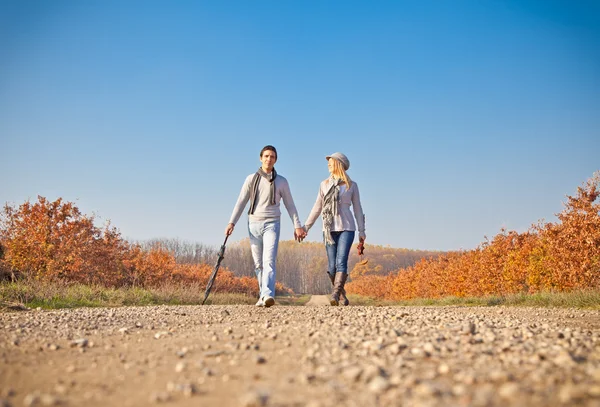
[260, 149, 277, 170]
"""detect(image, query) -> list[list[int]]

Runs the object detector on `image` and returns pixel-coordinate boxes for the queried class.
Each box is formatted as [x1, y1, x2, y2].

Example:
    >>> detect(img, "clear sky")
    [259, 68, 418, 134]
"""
[1, 1, 599, 251]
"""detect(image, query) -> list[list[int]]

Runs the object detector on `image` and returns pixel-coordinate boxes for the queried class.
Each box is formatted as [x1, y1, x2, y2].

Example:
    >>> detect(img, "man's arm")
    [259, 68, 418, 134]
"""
[280, 178, 302, 229]
[225, 175, 252, 235]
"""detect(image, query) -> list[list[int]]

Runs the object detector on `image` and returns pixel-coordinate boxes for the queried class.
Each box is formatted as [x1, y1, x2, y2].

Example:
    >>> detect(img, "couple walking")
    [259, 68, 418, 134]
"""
[225, 145, 366, 307]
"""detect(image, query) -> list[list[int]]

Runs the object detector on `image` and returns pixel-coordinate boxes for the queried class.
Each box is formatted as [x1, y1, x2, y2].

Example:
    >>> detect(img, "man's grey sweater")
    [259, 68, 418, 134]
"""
[228, 172, 302, 228]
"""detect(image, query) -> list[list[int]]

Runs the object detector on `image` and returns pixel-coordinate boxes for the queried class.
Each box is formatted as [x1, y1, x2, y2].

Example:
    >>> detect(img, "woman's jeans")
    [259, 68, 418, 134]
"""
[248, 219, 280, 299]
[325, 230, 355, 277]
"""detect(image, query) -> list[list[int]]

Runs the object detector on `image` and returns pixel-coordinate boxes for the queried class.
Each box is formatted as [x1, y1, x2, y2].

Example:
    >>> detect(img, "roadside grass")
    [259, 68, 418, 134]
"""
[277, 294, 312, 306]
[349, 289, 600, 309]
[347, 294, 397, 307]
[1, 280, 599, 310]
[0, 280, 256, 309]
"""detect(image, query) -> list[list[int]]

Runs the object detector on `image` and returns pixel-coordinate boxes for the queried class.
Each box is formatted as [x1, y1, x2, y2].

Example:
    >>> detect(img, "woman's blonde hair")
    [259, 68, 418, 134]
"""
[329, 157, 352, 187]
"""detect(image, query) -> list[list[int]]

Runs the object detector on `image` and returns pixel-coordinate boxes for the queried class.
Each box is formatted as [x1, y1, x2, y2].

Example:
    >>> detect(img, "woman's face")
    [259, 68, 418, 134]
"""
[327, 158, 335, 173]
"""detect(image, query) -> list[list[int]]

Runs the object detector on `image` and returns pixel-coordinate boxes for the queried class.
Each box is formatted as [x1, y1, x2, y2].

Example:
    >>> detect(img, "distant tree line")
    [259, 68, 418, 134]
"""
[135, 237, 441, 294]
[0, 196, 437, 295]
[17, 169, 597, 301]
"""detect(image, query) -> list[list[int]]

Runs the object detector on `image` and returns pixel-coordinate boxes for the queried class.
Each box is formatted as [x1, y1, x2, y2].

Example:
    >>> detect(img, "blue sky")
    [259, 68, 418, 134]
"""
[1, 1, 599, 251]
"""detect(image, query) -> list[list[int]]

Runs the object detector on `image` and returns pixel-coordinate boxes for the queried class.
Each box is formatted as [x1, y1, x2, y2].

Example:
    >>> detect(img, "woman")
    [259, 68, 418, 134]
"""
[303, 152, 366, 306]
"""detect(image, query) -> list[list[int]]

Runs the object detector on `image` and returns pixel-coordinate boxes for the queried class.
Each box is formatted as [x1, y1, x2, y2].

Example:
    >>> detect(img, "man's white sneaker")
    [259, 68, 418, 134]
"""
[263, 296, 275, 308]
[255, 298, 264, 307]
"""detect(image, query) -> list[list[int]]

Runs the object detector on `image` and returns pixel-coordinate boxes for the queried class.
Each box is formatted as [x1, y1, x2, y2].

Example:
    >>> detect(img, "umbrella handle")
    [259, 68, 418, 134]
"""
[202, 235, 230, 305]
[218, 235, 229, 257]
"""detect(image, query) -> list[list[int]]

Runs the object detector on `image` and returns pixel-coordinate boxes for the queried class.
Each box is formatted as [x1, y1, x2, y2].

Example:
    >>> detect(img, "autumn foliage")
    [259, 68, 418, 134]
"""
[0, 197, 289, 296]
[2, 172, 598, 301]
[346, 172, 600, 299]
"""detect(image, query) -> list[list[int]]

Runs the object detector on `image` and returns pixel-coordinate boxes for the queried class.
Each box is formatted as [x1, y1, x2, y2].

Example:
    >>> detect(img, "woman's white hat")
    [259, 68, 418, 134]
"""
[326, 152, 350, 170]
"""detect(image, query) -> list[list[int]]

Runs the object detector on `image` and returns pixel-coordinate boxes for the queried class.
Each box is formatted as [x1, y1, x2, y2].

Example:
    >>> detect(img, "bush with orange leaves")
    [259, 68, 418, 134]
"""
[345, 274, 394, 299]
[524, 173, 600, 292]
[350, 172, 600, 300]
[0, 196, 293, 295]
[0, 197, 130, 286]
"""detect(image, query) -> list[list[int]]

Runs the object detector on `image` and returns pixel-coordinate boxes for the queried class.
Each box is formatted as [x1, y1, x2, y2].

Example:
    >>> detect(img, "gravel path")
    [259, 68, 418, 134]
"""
[1, 301, 599, 406]
[305, 295, 331, 306]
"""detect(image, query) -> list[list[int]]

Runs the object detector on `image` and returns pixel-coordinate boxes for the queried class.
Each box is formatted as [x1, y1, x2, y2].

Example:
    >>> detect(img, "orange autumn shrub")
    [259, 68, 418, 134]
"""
[123, 244, 177, 287]
[0, 196, 294, 295]
[275, 281, 294, 296]
[345, 274, 394, 298]
[351, 172, 600, 300]
[0, 197, 129, 286]
[526, 173, 600, 291]
[0, 240, 12, 281]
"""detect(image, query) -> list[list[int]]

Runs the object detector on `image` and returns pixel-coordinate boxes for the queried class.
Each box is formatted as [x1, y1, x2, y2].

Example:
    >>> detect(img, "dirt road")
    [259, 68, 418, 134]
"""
[1, 299, 599, 406]
[304, 295, 331, 306]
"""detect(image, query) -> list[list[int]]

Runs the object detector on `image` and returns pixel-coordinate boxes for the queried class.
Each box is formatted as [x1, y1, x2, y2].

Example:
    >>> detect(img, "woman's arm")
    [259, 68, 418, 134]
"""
[304, 184, 325, 232]
[351, 182, 366, 240]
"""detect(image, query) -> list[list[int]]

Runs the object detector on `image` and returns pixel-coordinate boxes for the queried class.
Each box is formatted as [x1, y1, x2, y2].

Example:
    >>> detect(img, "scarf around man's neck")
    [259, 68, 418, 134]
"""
[322, 177, 343, 245]
[248, 167, 277, 215]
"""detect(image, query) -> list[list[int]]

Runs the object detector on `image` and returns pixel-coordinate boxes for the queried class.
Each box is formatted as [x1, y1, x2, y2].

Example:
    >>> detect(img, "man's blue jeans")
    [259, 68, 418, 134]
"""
[248, 219, 280, 299]
[325, 230, 355, 277]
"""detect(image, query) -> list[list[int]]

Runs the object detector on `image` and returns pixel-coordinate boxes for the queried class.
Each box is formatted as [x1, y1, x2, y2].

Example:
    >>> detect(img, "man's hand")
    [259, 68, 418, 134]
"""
[225, 223, 235, 236]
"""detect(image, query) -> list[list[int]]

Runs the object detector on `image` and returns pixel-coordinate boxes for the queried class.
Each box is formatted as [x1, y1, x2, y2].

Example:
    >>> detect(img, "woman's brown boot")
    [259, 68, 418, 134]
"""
[330, 272, 348, 306]
[328, 273, 349, 306]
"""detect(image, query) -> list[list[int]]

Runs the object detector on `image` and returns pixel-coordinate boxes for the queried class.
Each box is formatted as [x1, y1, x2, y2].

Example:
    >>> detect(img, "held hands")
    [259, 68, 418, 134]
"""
[294, 226, 307, 242]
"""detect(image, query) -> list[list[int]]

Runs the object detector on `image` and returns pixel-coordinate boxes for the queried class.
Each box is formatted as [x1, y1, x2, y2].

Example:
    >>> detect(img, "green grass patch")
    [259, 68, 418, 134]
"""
[201, 293, 256, 305]
[27, 296, 105, 309]
[2, 280, 599, 310]
[0, 280, 257, 309]
[276, 294, 312, 306]
[349, 289, 600, 309]
[346, 294, 396, 306]
[499, 289, 600, 308]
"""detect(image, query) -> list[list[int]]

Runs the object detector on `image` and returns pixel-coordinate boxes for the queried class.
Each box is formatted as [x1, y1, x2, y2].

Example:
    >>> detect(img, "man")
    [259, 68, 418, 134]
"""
[225, 145, 306, 307]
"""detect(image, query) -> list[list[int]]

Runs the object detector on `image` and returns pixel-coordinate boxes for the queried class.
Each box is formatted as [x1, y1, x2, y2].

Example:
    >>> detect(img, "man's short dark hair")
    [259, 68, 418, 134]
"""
[260, 145, 277, 159]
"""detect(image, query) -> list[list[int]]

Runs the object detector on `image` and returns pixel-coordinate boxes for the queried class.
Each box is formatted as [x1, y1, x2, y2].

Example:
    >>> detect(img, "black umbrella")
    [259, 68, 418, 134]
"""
[202, 235, 229, 305]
